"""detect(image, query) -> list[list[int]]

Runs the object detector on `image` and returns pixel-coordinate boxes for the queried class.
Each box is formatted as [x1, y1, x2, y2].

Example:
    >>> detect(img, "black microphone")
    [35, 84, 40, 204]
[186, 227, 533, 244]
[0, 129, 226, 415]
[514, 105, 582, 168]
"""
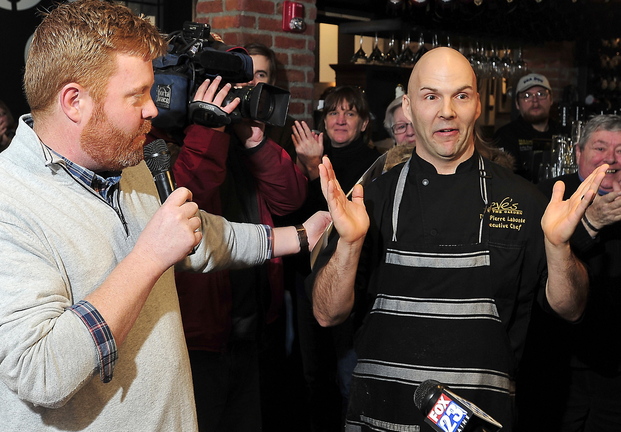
[143, 138, 176, 204]
[413, 379, 502, 432]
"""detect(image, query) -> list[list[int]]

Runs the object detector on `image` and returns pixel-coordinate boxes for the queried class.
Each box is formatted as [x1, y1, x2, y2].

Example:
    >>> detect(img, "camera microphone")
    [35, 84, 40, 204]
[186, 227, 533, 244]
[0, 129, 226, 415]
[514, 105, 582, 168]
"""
[143, 139, 176, 204]
[413, 380, 502, 432]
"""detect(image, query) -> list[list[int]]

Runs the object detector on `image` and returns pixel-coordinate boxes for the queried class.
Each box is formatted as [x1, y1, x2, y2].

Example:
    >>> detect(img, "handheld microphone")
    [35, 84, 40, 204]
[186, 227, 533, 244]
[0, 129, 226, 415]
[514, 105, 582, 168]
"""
[143, 138, 199, 255]
[413, 380, 502, 432]
[143, 139, 176, 204]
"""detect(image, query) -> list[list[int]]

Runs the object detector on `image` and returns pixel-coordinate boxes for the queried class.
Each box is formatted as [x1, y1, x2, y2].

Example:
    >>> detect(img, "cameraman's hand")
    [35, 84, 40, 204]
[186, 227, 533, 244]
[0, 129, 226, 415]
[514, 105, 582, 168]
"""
[193, 76, 240, 132]
[232, 120, 266, 149]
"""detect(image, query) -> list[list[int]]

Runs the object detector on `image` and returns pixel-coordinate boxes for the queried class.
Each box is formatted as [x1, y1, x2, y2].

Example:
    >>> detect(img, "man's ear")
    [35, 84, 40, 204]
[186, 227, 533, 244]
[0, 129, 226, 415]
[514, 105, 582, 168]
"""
[402, 95, 413, 124]
[59, 83, 90, 123]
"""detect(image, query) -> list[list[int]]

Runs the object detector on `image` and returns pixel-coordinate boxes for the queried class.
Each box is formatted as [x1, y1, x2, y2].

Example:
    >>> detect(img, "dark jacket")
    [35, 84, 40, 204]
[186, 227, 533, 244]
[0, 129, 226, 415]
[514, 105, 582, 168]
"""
[172, 124, 307, 351]
[494, 115, 562, 182]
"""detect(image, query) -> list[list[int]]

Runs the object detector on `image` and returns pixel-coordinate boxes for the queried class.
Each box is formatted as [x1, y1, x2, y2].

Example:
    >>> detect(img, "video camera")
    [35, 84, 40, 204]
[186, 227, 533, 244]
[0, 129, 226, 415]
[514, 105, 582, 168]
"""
[151, 22, 290, 131]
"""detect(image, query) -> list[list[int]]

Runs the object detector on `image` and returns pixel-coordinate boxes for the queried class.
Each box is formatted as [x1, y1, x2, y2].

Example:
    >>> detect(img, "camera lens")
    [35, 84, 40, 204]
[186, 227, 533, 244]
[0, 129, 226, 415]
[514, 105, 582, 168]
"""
[255, 90, 275, 122]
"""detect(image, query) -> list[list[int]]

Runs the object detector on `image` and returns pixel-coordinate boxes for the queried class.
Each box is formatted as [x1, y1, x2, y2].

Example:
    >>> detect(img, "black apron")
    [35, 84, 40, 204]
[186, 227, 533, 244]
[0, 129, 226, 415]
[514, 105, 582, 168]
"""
[346, 156, 516, 432]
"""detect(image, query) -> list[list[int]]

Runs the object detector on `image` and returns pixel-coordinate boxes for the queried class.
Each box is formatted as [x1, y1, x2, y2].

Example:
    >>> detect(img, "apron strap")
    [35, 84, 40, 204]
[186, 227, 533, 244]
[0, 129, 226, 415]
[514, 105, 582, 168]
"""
[478, 155, 490, 244]
[391, 158, 411, 242]
[391, 154, 491, 243]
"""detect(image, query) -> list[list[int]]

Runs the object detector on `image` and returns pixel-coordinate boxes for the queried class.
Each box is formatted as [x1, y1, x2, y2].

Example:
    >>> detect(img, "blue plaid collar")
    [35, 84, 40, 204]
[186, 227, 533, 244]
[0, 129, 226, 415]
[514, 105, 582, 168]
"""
[61, 156, 122, 204]
[26, 116, 122, 205]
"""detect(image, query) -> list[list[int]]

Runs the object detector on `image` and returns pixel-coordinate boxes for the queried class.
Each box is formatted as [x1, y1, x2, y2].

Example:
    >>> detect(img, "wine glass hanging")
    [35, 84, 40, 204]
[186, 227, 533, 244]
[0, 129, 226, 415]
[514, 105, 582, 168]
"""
[351, 35, 367, 64]
[368, 34, 386, 64]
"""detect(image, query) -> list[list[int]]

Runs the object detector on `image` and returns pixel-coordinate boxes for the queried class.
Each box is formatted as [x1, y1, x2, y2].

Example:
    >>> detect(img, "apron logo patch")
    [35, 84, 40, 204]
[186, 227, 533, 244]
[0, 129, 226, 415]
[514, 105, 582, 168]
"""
[486, 197, 526, 231]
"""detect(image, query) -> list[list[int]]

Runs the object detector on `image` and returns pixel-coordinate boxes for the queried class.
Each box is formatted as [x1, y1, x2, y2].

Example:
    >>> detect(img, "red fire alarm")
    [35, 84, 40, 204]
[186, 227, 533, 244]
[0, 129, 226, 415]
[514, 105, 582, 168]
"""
[282, 1, 306, 33]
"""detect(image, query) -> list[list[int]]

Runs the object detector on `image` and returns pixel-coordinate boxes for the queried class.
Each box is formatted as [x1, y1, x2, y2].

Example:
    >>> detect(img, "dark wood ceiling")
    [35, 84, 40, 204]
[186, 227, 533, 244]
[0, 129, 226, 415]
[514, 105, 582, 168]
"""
[317, 0, 621, 43]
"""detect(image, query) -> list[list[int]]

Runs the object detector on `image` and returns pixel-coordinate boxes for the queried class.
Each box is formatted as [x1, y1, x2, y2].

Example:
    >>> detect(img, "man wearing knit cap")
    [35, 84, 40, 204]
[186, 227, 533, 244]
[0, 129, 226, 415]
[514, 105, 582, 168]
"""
[494, 72, 562, 182]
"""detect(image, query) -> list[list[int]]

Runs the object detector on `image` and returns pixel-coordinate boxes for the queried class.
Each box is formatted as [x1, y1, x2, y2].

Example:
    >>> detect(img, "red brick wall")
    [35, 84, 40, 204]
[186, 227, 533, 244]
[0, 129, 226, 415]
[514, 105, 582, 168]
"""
[522, 41, 578, 101]
[195, 0, 317, 122]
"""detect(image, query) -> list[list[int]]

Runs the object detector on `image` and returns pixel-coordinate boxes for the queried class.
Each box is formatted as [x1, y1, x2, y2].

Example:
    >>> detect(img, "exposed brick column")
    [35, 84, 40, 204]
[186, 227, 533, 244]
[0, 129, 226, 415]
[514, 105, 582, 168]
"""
[195, 0, 317, 123]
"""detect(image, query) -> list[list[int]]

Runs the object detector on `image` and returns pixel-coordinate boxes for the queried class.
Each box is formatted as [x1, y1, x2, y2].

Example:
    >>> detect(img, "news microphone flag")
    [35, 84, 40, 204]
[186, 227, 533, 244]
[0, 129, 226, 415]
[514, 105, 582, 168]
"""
[414, 380, 502, 432]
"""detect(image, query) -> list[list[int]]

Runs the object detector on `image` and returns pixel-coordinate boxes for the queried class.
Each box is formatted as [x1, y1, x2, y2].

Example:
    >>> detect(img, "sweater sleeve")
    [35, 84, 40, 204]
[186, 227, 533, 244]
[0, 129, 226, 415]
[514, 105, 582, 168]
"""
[177, 212, 273, 273]
[0, 217, 101, 408]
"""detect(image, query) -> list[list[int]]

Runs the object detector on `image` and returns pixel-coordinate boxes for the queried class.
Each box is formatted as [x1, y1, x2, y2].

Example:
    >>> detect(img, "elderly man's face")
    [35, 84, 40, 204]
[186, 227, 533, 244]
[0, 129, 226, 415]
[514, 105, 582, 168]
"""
[576, 129, 621, 194]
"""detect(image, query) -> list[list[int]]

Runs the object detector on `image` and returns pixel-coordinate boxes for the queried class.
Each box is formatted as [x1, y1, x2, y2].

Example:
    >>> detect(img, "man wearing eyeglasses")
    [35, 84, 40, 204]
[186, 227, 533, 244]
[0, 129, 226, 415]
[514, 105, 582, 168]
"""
[494, 73, 562, 182]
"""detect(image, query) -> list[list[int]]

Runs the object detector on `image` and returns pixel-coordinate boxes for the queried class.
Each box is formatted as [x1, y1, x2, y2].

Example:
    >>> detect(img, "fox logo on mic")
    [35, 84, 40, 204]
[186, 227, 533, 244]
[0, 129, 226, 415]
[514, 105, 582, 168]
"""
[414, 379, 502, 432]
[427, 392, 470, 432]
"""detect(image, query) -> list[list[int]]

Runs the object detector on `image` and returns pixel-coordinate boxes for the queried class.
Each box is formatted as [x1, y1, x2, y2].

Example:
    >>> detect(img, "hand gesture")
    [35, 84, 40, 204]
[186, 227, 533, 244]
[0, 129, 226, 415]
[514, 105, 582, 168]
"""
[319, 156, 369, 245]
[292, 120, 324, 180]
[135, 188, 202, 272]
[542, 164, 608, 246]
[583, 177, 621, 232]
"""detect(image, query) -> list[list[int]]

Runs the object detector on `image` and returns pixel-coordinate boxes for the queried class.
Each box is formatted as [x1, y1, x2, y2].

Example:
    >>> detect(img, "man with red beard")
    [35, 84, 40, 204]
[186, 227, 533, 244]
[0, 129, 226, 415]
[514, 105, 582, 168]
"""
[0, 1, 334, 431]
[494, 73, 562, 182]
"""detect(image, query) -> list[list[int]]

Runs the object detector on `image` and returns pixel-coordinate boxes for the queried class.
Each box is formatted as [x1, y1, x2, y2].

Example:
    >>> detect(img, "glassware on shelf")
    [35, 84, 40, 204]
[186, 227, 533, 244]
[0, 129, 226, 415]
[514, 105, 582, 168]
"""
[413, 32, 428, 63]
[466, 42, 478, 71]
[367, 34, 385, 64]
[501, 47, 513, 79]
[538, 163, 555, 182]
[551, 135, 578, 176]
[488, 46, 503, 79]
[477, 43, 491, 79]
[385, 35, 399, 64]
[397, 35, 415, 66]
[511, 47, 527, 80]
[467, 42, 485, 79]
[351, 35, 368, 64]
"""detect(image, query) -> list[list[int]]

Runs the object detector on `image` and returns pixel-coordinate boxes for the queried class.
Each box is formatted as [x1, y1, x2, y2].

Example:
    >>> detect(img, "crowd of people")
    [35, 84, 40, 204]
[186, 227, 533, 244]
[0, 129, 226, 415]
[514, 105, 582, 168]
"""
[0, 1, 620, 432]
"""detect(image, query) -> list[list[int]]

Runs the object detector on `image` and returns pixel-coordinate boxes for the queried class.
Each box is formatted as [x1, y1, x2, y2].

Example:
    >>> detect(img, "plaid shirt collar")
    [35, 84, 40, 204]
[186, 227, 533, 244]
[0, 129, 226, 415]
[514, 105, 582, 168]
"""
[61, 157, 122, 205]
[26, 116, 122, 205]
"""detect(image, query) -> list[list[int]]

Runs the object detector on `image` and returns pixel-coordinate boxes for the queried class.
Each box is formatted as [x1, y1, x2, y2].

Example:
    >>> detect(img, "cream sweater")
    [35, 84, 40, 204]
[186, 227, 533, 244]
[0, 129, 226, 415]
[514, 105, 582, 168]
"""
[0, 116, 270, 431]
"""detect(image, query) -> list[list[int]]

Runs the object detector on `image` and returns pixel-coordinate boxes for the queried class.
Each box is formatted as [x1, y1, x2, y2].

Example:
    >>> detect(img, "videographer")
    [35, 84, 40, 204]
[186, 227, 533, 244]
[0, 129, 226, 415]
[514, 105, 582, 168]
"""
[243, 42, 297, 162]
[242, 41, 306, 429]
[171, 74, 307, 432]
